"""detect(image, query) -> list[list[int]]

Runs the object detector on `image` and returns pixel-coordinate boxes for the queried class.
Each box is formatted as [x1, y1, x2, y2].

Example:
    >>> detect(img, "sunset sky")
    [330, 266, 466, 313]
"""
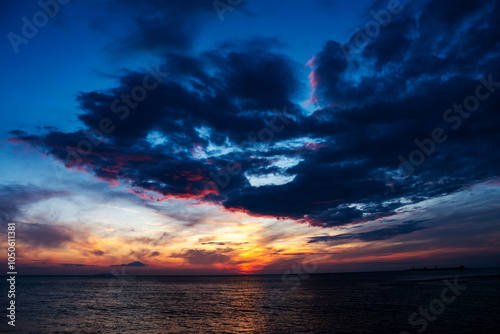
[1, 0, 499, 275]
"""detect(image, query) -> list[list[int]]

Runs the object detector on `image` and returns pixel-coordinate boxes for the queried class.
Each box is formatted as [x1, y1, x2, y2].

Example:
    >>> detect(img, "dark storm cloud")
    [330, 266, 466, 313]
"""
[11, 0, 500, 228]
[95, 0, 218, 55]
[12, 42, 298, 198]
[307, 219, 430, 244]
[221, 0, 500, 225]
[207, 42, 300, 111]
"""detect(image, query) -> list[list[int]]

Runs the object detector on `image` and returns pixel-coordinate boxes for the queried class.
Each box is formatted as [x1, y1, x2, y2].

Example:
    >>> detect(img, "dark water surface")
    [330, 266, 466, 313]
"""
[1, 268, 499, 333]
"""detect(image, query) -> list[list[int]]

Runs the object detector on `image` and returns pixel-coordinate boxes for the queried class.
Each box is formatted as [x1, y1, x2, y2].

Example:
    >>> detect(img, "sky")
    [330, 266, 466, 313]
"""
[1, 0, 499, 275]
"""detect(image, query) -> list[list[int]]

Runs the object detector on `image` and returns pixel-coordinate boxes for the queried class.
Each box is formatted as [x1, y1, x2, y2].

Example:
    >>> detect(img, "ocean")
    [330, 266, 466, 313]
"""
[1, 268, 499, 333]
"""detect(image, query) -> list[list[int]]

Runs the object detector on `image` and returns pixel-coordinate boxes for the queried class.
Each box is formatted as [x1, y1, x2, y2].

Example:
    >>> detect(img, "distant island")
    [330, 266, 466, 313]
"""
[406, 265, 466, 271]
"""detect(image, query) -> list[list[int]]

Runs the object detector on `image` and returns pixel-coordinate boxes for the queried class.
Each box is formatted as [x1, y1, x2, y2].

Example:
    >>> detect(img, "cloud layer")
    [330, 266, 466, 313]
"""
[10, 0, 500, 229]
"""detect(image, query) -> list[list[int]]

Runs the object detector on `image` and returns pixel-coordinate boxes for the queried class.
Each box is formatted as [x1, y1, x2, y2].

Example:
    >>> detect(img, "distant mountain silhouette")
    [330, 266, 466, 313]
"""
[406, 265, 466, 271]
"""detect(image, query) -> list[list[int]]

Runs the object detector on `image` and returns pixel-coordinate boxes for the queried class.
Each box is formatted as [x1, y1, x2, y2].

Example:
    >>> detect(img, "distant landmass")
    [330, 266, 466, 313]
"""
[406, 265, 466, 271]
